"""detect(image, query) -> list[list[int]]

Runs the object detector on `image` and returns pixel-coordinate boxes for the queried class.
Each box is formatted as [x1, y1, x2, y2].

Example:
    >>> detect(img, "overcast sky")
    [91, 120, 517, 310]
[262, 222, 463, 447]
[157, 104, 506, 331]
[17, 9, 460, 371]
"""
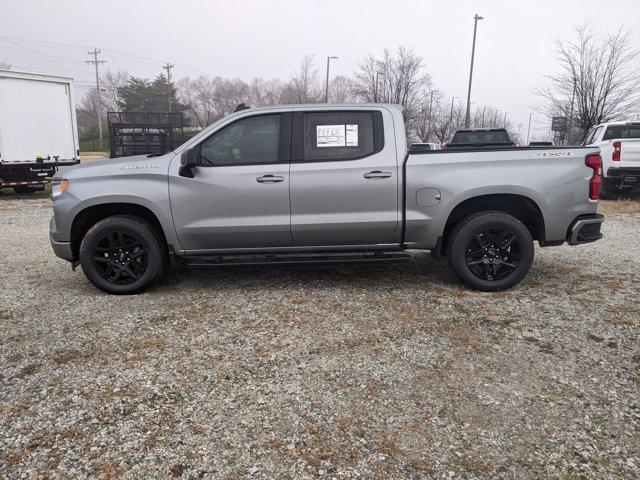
[2, 0, 639, 139]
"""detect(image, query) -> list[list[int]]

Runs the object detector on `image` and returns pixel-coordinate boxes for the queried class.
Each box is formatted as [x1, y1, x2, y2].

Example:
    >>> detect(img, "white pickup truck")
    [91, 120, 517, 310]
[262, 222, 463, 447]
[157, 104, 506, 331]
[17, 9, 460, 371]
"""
[583, 121, 640, 197]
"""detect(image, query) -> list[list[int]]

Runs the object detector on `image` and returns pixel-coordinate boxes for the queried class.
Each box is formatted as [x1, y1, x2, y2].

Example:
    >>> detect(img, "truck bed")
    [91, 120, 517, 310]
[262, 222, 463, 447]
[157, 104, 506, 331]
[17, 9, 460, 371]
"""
[403, 146, 600, 249]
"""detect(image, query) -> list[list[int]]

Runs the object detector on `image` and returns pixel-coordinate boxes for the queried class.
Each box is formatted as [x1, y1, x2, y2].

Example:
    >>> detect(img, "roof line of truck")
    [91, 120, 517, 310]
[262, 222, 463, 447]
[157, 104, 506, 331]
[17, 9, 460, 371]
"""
[0, 69, 74, 83]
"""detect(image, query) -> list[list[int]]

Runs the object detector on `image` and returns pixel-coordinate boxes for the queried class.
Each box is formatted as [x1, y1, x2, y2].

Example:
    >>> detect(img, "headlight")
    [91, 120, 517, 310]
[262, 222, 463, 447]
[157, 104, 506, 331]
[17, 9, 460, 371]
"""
[52, 179, 69, 198]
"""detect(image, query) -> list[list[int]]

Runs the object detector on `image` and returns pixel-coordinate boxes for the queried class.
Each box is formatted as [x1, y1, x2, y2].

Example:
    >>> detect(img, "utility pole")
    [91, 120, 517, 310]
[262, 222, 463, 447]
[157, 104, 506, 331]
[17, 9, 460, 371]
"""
[324, 56, 338, 103]
[526, 112, 533, 145]
[163, 63, 175, 113]
[86, 48, 106, 146]
[503, 111, 509, 127]
[464, 14, 483, 129]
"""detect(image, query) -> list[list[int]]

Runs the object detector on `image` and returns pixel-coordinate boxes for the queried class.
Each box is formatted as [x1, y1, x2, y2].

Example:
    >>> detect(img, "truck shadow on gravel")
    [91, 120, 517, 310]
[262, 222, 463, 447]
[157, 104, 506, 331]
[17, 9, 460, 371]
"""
[161, 253, 460, 293]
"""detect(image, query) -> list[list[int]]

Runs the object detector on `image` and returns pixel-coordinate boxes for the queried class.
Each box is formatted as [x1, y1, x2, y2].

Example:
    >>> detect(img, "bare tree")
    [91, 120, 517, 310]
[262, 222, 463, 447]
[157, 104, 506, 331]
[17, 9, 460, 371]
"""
[329, 75, 355, 103]
[281, 55, 321, 103]
[352, 47, 432, 129]
[101, 70, 129, 112]
[536, 23, 640, 141]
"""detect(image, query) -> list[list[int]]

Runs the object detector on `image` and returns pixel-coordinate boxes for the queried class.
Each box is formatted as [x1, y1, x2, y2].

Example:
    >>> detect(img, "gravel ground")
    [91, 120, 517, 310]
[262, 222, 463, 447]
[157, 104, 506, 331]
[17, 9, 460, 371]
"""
[1, 192, 639, 479]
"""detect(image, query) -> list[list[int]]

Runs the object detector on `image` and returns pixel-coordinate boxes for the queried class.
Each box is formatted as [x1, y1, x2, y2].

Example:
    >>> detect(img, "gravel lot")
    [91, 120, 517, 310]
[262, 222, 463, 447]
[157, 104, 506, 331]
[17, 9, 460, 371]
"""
[1, 192, 639, 479]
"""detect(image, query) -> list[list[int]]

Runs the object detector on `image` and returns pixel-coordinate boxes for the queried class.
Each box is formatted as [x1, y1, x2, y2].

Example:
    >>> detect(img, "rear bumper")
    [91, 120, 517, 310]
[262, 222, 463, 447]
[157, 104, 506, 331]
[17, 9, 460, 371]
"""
[567, 213, 604, 245]
[606, 167, 640, 185]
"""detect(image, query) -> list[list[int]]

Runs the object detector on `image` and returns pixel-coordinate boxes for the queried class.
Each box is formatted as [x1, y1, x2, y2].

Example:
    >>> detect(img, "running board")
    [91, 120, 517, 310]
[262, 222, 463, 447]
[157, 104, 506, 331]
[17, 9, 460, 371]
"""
[184, 252, 411, 268]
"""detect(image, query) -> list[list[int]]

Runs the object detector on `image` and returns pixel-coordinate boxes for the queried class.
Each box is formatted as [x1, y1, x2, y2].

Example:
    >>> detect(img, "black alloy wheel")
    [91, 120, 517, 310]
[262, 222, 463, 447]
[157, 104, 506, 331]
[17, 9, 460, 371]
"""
[464, 227, 520, 281]
[92, 231, 149, 285]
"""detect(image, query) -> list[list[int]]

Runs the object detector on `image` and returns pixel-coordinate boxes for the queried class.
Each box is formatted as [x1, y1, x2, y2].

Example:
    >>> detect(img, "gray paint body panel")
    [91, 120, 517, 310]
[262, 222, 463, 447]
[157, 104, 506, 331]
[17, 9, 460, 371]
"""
[50, 103, 600, 262]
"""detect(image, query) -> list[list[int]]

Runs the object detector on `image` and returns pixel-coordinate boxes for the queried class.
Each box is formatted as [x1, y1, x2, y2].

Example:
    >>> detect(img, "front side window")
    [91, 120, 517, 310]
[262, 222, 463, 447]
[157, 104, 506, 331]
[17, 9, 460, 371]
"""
[303, 112, 376, 161]
[199, 114, 281, 166]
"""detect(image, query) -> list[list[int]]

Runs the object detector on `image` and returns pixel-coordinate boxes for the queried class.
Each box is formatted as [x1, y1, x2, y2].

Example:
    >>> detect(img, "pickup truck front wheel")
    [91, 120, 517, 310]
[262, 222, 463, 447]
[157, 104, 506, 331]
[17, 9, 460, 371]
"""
[79, 215, 168, 294]
[447, 211, 534, 292]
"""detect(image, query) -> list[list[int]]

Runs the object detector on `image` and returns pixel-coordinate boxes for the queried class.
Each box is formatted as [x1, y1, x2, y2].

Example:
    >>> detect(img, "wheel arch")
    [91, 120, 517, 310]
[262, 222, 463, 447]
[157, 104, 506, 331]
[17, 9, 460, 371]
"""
[439, 193, 545, 256]
[70, 203, 169, 262]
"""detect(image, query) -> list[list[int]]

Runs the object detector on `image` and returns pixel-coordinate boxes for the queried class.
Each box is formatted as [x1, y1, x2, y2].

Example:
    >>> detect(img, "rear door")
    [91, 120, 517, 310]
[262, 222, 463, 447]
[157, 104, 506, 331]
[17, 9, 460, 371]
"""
[289, 108, 399, 247]
[168, 112, 293, 251]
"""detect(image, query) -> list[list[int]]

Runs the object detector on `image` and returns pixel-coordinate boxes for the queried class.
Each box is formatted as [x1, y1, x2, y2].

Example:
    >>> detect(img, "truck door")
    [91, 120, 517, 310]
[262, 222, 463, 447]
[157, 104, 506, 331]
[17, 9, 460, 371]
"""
[168, 112, 293, 251]
[289, 109, 399, 247]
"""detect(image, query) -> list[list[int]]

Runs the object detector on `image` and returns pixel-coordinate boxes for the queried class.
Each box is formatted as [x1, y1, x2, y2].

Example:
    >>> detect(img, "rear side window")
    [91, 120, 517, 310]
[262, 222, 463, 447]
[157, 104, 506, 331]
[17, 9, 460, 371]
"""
[603, 125, 640, 141]
[302, 111, 380, 161]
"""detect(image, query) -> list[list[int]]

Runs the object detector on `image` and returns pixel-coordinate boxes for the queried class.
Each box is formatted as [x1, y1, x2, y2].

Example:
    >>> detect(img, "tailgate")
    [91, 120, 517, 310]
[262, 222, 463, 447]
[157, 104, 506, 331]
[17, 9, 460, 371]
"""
[620, 140, 640, 168]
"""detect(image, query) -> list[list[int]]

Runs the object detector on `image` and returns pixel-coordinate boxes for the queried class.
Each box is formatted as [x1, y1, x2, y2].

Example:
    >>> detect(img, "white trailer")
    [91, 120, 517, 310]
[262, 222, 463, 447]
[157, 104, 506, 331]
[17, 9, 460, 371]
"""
[0, 70, 80, 192]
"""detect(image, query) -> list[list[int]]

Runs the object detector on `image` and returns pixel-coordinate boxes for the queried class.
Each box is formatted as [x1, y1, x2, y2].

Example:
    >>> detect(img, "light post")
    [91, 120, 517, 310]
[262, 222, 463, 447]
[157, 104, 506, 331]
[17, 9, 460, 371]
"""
[526, 112, 533, 145]
[503, 111, 509, 127]
[325, 56, 338, 103]
[450, 96, 459, 124]
[464, 14, 484, 128]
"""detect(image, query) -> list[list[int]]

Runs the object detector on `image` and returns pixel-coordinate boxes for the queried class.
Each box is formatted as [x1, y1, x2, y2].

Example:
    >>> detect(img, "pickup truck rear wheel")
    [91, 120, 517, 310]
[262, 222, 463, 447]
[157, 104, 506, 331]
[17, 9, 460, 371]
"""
[79, 215, 168, 294]
[447, 211, 534, 291]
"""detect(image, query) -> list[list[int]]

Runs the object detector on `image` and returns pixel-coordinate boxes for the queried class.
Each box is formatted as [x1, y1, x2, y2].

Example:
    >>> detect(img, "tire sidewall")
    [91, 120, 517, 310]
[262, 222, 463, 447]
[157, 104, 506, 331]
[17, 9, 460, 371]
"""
[449, 213, 534, 292]
[79, 217, 163, 294]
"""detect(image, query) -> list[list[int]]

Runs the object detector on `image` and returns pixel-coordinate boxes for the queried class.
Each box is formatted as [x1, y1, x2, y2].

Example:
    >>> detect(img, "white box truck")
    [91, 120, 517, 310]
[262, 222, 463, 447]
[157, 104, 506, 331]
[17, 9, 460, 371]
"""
[0, 70, 80, 193]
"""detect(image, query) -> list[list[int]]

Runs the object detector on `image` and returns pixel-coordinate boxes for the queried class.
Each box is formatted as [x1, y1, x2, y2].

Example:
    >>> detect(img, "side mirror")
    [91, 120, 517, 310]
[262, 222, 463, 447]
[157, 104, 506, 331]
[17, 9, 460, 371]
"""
[179, 148, 198, 178]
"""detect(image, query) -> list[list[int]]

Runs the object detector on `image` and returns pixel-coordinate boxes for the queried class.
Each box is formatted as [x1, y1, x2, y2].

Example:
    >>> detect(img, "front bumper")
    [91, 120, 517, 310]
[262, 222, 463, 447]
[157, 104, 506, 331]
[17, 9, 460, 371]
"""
[567, 214, 604, 245]
[50, 235, 73, 261]
[49, 216, 73, 261]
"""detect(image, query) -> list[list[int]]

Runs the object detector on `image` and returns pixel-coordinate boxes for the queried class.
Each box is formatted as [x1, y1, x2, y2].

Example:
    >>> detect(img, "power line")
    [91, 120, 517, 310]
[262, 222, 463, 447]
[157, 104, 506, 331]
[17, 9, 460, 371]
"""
[0, 34, 211, 76]
[86, 48, 106, 143]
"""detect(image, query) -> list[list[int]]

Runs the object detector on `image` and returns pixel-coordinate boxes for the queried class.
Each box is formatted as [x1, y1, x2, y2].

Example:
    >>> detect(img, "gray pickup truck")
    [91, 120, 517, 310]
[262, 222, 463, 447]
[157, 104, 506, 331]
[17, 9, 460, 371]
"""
[50, 104, 604, 294]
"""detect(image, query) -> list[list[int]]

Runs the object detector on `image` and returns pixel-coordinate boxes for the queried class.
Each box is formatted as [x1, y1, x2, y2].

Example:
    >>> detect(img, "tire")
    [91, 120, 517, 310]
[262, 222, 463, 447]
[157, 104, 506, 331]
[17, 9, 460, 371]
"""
[79, 215, 168, 294]
[447, 211, 534, 292]
[13, 185, 32, 194]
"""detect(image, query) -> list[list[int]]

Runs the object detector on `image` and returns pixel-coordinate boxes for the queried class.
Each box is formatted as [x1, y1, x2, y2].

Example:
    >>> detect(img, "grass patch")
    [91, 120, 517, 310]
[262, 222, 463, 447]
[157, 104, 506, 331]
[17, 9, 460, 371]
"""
[599, 199, 640, 216]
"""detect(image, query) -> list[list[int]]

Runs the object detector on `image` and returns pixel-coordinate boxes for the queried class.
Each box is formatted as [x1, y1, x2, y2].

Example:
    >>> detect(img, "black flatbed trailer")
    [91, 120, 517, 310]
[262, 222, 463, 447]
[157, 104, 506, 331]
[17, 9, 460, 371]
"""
[0, 159, 80, 192]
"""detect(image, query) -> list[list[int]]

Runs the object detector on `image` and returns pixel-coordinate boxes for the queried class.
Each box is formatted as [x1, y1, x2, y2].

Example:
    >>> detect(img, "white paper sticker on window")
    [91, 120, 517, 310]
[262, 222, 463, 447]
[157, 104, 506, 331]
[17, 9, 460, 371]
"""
[345, 124, 358, 146]
[316, 124, 345, 147]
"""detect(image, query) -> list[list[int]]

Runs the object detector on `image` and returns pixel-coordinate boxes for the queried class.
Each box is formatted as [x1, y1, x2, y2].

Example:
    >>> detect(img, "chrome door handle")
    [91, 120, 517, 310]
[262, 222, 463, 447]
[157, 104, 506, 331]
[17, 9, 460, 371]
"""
[256, 174, 284, 183]
[363, 170, 392, 179]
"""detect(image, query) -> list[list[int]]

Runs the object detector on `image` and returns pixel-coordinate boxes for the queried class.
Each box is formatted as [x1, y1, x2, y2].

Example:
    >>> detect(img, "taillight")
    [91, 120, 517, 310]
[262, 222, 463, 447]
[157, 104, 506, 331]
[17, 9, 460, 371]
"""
[612, 140, 621, 161]
[585, 153, 602, 200]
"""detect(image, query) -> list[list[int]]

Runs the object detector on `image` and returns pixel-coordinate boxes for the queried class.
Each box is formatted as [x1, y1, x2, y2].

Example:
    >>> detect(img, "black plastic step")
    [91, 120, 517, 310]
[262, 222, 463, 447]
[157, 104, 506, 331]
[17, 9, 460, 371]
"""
[184, 252, 410, 268]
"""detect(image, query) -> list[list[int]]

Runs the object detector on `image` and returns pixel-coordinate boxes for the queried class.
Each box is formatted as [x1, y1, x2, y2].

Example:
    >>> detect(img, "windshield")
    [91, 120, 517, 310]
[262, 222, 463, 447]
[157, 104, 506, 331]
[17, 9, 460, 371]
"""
[451, 130, 511, 144]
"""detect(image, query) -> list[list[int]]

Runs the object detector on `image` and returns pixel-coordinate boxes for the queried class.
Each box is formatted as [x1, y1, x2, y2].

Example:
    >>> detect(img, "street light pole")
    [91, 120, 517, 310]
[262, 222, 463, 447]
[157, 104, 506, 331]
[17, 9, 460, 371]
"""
[450, 96, 459, 124]
[464, 14, 484, 129]
[526, 112, 533, 145]
[325, 56, 338, 103]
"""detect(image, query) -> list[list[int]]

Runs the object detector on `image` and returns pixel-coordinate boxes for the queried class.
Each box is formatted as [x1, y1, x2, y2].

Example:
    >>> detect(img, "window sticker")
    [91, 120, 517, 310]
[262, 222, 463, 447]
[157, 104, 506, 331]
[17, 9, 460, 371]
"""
[316, 124, 345, 147]
[345, 124, 358, 146]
